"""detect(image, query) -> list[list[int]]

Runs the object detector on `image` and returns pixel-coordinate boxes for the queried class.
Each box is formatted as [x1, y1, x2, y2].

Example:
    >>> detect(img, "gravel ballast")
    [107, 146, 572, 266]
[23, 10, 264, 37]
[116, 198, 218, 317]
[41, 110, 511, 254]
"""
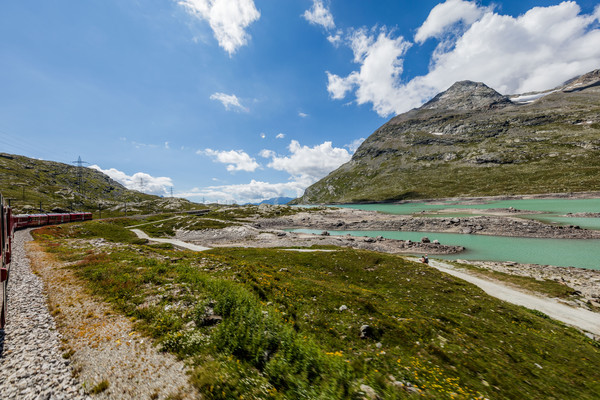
[0, 230, 89, 400]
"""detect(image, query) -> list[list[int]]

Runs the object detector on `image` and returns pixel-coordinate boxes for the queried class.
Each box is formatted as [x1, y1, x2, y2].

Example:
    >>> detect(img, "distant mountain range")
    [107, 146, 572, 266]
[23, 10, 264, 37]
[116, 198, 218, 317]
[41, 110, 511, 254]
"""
[246, 197, 294, 205]
[295, 69, 600, 204]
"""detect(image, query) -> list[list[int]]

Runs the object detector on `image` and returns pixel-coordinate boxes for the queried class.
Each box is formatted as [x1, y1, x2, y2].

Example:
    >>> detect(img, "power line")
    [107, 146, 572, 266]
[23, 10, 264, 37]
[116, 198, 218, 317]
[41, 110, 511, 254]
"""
[72, 156, 90, 195]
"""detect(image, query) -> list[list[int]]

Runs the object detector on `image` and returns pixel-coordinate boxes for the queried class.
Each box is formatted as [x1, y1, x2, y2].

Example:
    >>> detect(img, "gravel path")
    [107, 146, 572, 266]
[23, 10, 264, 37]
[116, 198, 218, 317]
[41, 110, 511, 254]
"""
[131, 228, 211, 251]
[0, 230, 89, 400]
[426, 258, 600, 337]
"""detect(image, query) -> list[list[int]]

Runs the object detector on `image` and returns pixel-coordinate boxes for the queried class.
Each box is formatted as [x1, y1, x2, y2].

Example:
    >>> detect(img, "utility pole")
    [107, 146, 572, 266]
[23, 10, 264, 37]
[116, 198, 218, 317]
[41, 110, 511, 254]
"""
[39, 201, 42, 212]
[170, 187, 173, 198]
[72, 156, 89, 195]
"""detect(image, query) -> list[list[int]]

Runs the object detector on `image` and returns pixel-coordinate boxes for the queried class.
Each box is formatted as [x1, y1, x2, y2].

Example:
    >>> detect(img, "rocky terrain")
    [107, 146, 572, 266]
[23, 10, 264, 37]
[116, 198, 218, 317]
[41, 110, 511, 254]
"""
[176, 224, 465, 255]
[255, 207, 600, 239]
[296, 69, 600, 204]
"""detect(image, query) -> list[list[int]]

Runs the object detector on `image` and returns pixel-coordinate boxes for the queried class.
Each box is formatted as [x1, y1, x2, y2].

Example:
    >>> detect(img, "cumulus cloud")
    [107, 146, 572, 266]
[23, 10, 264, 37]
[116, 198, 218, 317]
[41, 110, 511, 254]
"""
[327, 28, 412, 116]
[264, 140, 351, 182]
[180, 178, 312, 204]
[415, 0, 491, 43]
[303, 0, 335, 30]
[327, 1, 600, 116]
[177, 0, 260, 55]
[89, 165, 173, 196]
[276, 133, 285, 139]
[210, 92, 248, 112]
[200, 149, 260, 172]
[298, 112, 308, 118]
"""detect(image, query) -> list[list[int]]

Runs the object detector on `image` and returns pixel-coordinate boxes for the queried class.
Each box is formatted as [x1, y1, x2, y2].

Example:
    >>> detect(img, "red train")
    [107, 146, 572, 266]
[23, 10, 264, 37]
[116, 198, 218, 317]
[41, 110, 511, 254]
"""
[0, 193, 92, 328]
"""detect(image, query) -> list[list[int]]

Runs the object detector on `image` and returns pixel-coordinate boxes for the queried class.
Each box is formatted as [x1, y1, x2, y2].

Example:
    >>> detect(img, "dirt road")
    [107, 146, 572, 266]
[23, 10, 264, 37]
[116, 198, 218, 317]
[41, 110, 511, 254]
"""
[131, 229, 211, 251]
[426, 259, 600, 337]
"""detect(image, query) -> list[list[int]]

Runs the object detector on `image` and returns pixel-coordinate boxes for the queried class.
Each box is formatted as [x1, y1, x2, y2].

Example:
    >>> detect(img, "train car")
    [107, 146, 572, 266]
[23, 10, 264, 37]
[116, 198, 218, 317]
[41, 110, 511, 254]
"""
[47, 213, 72, 224]
[1, 198, 93, 328]
[69, 212, 92, 222]
[26, 214, 49, 227]
[12, 214, 30, 229]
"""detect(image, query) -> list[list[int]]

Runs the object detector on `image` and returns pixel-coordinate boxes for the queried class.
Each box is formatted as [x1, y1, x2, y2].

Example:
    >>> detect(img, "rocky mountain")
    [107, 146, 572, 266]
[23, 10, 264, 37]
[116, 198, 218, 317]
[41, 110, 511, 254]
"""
[0, 153, 202, 215]
[296, 69, 600, 204]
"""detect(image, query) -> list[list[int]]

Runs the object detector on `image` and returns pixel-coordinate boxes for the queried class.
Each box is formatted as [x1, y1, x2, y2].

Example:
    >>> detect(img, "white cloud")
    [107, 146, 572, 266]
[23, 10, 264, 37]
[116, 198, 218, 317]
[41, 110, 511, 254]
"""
[264, 140, 351, 181]
[89, 165, 173, 196]
[327, 28, 412, 116]
[298, 112, 309, 118]
[200, 148, 260, 172]
[210, 92, 248, 112]
[177, 0, 260, 56]
[327, 30, 343, 46]
[276, 133, 285, 139]
[259, 149, 275, 158]
[165, 141, 170, 149]
[415, 0, 491, 43]
[345, 137, 365, 153]
[180, 178, 311, 204]
[328, 1, 600, 117]
[303, 0, 335, 30]
[187, 139, 359, 203]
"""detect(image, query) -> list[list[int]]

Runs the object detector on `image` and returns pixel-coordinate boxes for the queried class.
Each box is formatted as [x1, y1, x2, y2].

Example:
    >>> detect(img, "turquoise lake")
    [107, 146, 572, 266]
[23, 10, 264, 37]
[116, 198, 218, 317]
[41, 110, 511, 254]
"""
[292, 229, 600, 270]
[336, 198, 600, 215]
[292, 199, 600, 269]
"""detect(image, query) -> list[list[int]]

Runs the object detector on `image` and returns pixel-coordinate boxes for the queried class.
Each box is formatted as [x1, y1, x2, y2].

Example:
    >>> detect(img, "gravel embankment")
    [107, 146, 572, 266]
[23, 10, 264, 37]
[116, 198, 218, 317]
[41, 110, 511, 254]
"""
[0, 230, 89, 400]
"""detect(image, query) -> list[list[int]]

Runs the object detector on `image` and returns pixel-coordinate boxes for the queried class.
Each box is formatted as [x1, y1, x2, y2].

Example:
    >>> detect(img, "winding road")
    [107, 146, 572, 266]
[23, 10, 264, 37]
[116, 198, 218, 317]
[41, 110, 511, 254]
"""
[426, 259, 600, 336]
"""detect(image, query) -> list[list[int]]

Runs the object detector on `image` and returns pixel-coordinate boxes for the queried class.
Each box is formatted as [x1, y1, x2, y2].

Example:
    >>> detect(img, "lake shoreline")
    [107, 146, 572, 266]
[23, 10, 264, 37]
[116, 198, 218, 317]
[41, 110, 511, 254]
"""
[306, 191, 600, 206]
[259, 207, 600, 239]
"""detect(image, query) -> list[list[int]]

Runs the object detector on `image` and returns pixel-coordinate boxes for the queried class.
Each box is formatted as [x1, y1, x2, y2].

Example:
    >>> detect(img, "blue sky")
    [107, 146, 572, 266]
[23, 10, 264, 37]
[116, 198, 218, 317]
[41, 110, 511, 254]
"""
[1, 0, 599, 203]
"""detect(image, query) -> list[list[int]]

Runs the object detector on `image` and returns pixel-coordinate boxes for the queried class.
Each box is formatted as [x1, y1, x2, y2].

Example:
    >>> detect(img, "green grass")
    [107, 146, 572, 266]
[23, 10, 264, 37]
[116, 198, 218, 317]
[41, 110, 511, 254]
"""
[33, 220, 600, 399]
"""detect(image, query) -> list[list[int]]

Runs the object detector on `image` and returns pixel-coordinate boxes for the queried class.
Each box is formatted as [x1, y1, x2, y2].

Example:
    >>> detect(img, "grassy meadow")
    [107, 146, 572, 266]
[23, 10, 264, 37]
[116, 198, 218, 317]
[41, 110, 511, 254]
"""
[32, 220, 600, 399]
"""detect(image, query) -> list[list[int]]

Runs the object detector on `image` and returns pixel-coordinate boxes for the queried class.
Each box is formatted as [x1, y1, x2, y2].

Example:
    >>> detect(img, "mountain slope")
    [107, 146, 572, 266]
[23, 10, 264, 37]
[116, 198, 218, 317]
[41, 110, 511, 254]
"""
[297, 70, 600, 204]
[0, 153, 201, 214]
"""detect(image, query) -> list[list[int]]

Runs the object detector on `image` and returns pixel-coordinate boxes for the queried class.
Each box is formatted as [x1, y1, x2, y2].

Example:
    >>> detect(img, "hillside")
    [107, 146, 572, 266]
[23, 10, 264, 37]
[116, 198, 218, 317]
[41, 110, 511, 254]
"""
[0, 152, 203, 215]
[297, 69, 600, 204]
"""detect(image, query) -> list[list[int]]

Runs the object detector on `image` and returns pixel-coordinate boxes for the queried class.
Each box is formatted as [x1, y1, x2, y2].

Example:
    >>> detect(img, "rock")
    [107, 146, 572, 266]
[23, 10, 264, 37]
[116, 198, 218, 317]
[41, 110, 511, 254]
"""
[339, 305, 348, 312]
[201, 315, 223, 326]
[421, 237, 430, 243]
[360, 325, 376, 339]
[364, 237, 376, 243]
[321, 230, 330, 236]
[432, 239, 440, 244]
[359, 384, 379, 400]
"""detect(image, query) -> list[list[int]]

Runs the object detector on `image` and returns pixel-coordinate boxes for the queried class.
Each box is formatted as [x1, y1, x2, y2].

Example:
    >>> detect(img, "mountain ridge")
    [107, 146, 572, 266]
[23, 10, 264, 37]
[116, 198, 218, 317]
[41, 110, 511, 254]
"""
[296, 69, 600, 204]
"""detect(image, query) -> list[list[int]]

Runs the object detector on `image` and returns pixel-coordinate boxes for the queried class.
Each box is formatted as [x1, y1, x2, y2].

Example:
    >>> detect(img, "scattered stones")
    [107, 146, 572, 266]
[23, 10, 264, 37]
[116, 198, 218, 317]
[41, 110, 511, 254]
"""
[339, 305, 348, 312]
[359, 384, 379, 400]
[0, 230, 89, 400]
